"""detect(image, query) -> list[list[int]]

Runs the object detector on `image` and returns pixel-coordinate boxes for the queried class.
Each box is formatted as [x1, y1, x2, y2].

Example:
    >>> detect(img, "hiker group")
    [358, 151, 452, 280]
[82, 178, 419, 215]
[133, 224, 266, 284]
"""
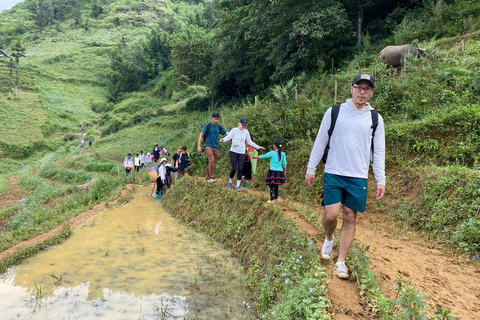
[127, 73, 385, 280]
[195, 73, 386, 280]
[123, 144, 191, 200]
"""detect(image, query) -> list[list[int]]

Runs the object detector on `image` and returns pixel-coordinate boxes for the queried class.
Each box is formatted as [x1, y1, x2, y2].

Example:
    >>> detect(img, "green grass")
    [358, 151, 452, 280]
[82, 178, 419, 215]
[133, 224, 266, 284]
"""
[163, 177, 330, 319]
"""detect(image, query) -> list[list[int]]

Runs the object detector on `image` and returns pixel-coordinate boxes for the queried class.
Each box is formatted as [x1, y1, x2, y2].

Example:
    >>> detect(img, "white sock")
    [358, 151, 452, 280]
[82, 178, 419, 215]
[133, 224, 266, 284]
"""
[229, 178, 233, 183]
[236, 180, 241, 187]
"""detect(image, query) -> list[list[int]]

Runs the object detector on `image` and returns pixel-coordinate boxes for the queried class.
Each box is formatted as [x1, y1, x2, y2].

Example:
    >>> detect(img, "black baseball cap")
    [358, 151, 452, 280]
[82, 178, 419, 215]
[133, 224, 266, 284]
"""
[352, 73, 375, 88]
[239, 118, 248, 126]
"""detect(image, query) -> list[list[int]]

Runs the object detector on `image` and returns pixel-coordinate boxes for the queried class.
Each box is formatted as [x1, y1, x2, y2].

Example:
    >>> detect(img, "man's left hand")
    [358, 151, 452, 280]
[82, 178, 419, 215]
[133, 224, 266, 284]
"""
[376, 185, 385, 200]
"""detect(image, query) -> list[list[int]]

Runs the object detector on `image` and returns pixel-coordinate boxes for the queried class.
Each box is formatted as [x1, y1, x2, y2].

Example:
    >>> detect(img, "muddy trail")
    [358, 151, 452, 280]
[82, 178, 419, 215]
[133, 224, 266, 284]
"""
[202, 177, 479, 319]
[1, 175, 479, 319]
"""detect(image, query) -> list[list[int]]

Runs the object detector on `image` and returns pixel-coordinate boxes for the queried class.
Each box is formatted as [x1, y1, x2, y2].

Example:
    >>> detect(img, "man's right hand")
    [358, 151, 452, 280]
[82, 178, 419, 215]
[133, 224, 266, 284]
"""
[305, 174, 315, 187]
[197, 146, 202, 153]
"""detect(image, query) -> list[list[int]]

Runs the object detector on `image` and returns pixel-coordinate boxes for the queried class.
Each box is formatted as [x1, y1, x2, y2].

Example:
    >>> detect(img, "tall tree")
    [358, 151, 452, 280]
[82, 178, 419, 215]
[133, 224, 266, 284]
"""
[54, 0, 68, 21]
[74, 1, 83, 27]
[35, 0, 55, 30]
[10, 41, 26, 97]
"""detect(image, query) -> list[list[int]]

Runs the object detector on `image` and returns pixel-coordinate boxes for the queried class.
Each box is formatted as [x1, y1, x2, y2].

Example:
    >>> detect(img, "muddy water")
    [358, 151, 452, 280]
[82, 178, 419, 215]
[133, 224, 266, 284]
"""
[0, 186, 252, 319]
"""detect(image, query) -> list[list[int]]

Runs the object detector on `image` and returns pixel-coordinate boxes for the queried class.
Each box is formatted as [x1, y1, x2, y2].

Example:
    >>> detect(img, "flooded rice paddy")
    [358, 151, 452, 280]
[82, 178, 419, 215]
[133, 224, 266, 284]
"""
[0, 186, 252, 319]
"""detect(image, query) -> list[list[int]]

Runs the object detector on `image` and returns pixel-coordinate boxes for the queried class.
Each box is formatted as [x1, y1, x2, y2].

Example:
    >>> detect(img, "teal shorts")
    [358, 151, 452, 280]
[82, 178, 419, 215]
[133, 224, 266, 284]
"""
[322, 172, 368, 212]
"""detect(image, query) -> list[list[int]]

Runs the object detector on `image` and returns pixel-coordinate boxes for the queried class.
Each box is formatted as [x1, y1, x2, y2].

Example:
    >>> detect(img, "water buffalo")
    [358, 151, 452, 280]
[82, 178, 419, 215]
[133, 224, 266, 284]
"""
[379, 44, 423, 68]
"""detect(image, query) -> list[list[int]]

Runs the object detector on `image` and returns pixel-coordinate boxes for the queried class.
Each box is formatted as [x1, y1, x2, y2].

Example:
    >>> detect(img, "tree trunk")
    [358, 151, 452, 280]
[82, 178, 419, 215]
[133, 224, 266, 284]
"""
[357, 4, 363, 46]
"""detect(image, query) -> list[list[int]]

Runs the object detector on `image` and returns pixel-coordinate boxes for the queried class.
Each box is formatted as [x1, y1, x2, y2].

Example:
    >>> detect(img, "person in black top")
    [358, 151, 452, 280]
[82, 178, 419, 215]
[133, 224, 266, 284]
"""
[152, 144, 160, 162]
[171, 147, 181, 180]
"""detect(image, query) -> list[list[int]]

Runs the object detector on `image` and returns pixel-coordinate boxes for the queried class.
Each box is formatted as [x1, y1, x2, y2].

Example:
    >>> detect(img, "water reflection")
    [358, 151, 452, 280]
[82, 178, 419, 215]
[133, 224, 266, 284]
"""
[0, 186, 251, 319]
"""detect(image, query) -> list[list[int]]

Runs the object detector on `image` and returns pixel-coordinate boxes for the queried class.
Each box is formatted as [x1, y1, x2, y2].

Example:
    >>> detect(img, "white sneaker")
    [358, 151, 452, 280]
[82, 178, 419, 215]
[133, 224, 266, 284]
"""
[205, 179, 214, 183]
[336, 261, 349, 279]
[321, 236, 334, 259]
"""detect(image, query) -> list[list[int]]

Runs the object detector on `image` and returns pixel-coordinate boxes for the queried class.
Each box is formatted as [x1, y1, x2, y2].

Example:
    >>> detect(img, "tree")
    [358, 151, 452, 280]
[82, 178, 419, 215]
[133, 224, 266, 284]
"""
[171, 39, 211, 83]
[74, 1, 83, 27]
[10, 41, 26, 97]
[91, 0, 106, 19]
[35, 0, 55, 30]
[108, 42, 149, 99]
[144, 29, 171, 78]
[54, 0, 68, 21]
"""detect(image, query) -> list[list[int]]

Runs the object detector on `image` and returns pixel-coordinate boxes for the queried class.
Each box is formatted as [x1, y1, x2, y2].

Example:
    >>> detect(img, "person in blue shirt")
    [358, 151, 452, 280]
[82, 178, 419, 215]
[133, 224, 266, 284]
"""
[197, 113, 229, 183]
[253, 138, 287, 203]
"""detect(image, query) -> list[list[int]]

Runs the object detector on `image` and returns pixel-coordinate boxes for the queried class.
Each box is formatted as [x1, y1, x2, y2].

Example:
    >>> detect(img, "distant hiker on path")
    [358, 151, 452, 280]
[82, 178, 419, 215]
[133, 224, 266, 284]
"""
[178, 146, 190, 178]
[140, 151, 146, 168]
[89, 138, 93, 147]
[146, 152, 152, 165]
[134, 154, 141, 172]
[241, 142, 256, 189]
[197, 112, 229, 183]
[80, 134, 86, 153]
[171, 147, 181, 180]
[305, 73, 386, 279]
[124, 154, 134, 177]
[221, 117, 264, 191]
[253, 138, 287, 203]
[152, 144, 161, 162]
[156, 158, 168, 200]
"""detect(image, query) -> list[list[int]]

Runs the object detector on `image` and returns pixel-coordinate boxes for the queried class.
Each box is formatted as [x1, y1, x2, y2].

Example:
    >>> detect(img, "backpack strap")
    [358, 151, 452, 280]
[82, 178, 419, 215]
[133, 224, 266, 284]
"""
[321, 104, 340, 164]
[370, 110, 379, 164]
[203, 122, 212, 142]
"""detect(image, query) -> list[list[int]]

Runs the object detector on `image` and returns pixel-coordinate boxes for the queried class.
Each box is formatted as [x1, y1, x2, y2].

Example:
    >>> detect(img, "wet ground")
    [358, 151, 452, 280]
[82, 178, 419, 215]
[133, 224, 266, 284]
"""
[0, 186, 252, 319]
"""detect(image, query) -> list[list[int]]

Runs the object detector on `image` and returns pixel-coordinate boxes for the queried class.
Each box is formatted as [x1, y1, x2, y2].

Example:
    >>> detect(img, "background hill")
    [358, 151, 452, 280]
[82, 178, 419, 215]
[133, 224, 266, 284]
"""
[1, 0, 480, 318]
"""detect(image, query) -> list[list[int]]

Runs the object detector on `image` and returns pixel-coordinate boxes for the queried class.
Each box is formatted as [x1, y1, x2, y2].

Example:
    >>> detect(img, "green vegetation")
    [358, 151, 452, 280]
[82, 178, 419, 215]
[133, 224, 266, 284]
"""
[1, 0, 480, 318]
[348, 243, 456, 320]
[163, 177, 330, 319]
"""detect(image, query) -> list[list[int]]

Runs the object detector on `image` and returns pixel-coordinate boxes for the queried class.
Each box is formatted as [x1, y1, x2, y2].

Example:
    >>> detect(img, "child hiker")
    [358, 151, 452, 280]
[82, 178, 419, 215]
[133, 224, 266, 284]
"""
[124, 154, 134, 177]
[241, 142, 256, 189]
[155, 158, 168, 200]
[134, 153, 141, 172]
[254, 138, 287, 203]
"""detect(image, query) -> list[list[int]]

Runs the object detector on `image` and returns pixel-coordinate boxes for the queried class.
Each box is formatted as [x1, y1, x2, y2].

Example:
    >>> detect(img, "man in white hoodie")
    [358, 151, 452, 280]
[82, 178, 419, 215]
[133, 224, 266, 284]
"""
[305, 73, 386, 279]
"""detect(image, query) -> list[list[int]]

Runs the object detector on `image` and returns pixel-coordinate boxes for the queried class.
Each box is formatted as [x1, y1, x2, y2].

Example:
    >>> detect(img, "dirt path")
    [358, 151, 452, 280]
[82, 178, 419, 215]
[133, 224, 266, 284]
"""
[0, 184, 135, 261]
[225, 179, 480, 319]
[356, 212, 480, 319]
[278, 196, 479, 319]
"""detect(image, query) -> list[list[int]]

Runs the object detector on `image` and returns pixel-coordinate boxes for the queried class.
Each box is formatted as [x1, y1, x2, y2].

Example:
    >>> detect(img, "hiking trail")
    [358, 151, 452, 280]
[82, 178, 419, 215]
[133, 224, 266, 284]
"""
[1, 175, 479, 319]
[215, 177, 480, 319]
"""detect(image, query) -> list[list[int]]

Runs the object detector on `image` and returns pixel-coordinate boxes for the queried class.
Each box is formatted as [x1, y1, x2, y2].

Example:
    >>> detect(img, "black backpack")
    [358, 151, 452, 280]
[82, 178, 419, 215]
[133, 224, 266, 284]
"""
[321, 104, 379, 164]
[203, 122, 212, 143]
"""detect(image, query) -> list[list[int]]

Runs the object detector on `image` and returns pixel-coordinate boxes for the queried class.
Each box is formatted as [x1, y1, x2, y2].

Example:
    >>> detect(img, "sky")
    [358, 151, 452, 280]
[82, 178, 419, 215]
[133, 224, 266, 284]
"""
[0, 0, 25, 13]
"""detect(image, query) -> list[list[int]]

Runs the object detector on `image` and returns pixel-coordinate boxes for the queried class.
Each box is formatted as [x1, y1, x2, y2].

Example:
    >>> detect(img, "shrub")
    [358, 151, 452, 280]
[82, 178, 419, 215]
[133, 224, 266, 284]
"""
[91, 101, 114, 113]
[185, 95, 211, 112]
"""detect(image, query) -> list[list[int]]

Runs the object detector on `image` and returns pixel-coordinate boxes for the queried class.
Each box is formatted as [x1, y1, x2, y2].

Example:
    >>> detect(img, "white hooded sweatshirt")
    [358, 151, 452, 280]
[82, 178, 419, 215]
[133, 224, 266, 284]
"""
[306, 98, 386, 186]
